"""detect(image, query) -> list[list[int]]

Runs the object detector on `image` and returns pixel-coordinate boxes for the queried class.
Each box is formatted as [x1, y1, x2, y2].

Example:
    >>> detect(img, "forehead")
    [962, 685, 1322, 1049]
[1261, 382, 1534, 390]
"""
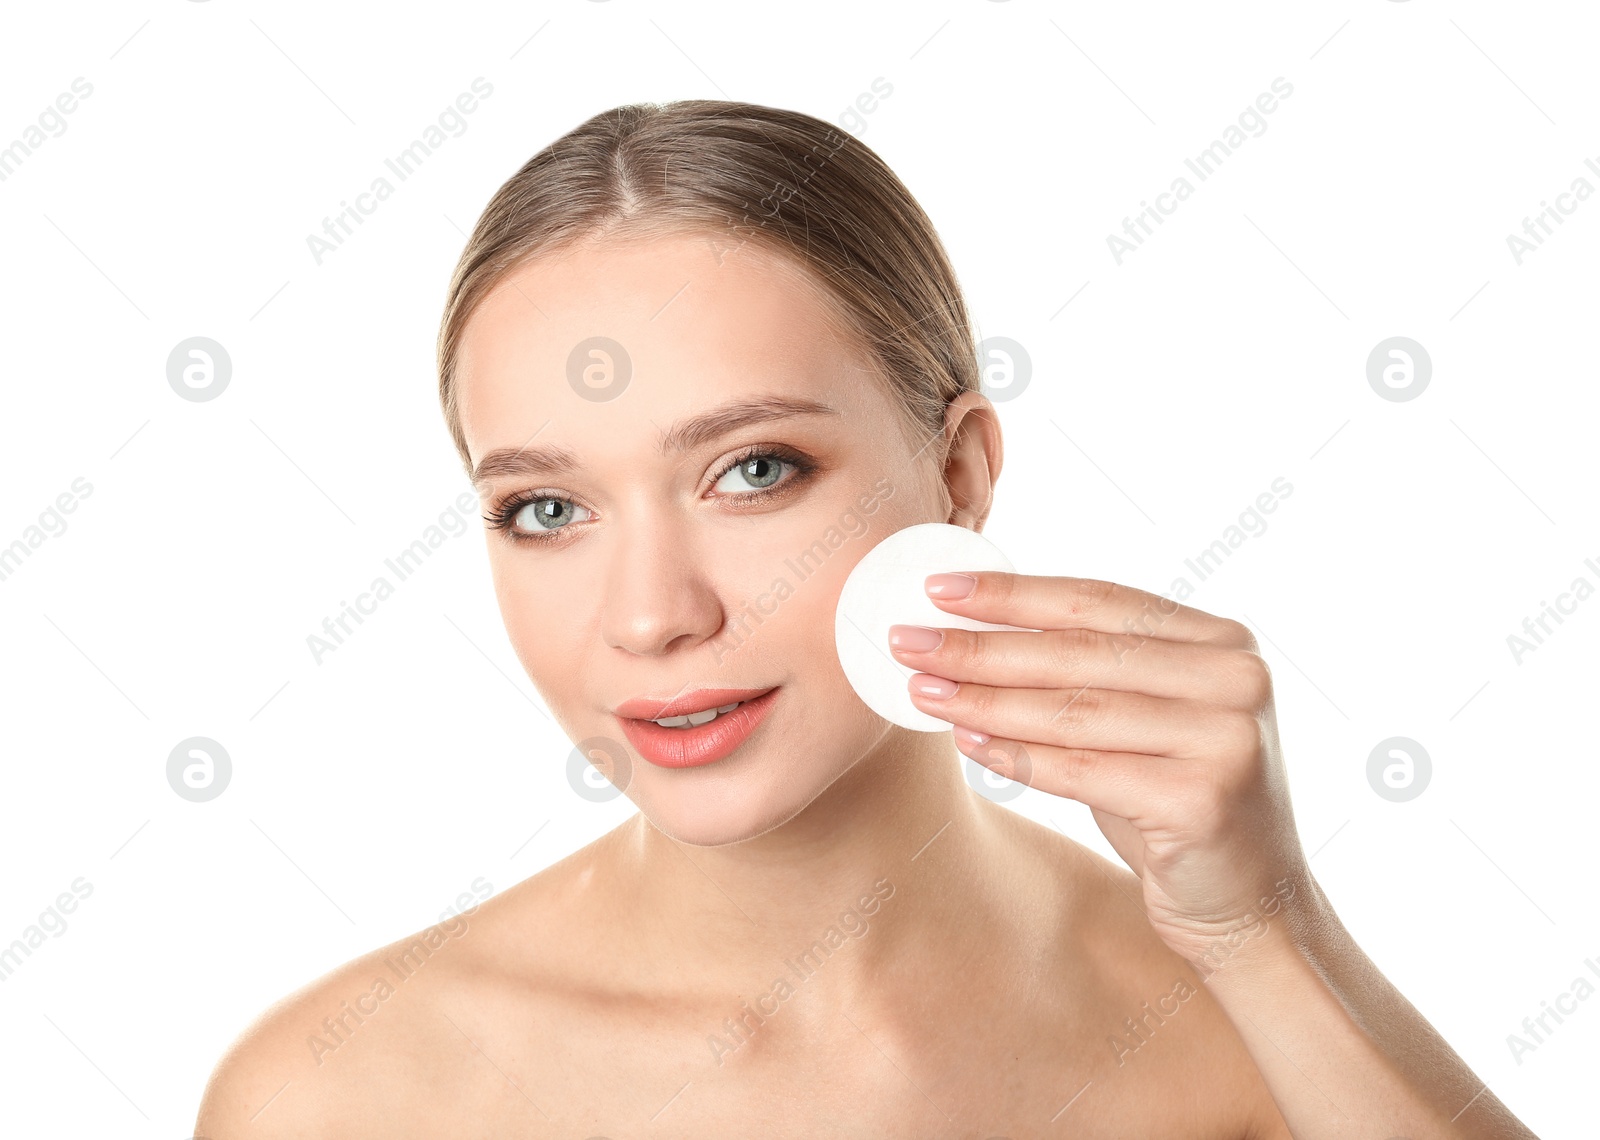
[453, 232, 881, 464]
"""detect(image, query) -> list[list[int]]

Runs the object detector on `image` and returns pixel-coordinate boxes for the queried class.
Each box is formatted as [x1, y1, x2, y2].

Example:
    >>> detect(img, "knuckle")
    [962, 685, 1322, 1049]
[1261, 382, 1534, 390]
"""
[1074, 577, 1119, 613]
[1232, 651, 1273, 709]
[1050, 745, 1098, 789]
[1050, 687, 1100, 731]
[1049, 626, 1098, 675]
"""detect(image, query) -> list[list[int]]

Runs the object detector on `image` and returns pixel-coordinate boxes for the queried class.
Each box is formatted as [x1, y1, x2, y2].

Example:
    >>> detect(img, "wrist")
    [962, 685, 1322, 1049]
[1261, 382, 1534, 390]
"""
[1182, 867, 1335, 987]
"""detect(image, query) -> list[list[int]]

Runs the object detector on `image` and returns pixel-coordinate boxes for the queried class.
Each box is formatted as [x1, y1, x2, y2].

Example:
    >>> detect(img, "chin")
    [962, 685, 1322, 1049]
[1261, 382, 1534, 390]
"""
[628, 749, 860, 847]
[639, 807, 790, 848]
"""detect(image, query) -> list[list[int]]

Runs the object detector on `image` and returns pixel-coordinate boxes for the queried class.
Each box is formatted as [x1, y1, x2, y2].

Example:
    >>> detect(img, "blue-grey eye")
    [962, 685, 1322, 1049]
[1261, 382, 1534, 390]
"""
[713, 455, 788, 494]
[515, 499, 591, 532]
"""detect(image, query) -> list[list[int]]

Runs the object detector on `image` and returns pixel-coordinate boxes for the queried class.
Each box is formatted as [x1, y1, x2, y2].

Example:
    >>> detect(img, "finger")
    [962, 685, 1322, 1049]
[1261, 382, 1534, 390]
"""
[926, 571, 1253, 647]
[909, 675, 1262, 763]
[954, 730, 1193, 822]
[889, 624, 1271, 707]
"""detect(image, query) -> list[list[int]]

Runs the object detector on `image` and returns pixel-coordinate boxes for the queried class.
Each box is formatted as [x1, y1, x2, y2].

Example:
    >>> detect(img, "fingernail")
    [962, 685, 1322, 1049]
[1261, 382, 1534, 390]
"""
[925, 573, 976, 599]
[911, 674, 958, 700]
[888, 624, 943, 652]
[952, 725, 991, 747]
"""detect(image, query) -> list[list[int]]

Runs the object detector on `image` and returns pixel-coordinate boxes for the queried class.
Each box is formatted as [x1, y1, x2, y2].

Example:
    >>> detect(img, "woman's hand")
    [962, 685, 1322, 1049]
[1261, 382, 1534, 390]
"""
[889, 571, 1316, 968]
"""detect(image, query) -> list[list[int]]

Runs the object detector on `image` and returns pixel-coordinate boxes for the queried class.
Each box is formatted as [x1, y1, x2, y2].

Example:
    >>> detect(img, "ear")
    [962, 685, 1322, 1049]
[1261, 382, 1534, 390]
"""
[939, 390, 1004, 531]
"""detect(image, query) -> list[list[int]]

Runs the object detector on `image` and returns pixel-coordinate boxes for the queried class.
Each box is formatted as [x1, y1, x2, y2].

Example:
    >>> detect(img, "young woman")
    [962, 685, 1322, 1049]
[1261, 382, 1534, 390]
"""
[197, 100, 1535, 1138]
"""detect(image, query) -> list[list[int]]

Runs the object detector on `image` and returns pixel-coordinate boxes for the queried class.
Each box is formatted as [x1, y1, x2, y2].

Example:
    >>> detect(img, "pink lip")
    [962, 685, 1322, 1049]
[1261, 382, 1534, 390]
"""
[614, 687, 776, 721]
[617, 687, 780, 769]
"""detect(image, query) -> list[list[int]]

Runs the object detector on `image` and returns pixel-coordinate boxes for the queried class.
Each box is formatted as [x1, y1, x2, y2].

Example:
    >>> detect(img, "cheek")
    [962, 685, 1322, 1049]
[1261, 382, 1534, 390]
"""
[729, 504, 885, 627]
[487, 545, 526, 618]
[735, 514, 891, 684]
[486, 548, 584, 676]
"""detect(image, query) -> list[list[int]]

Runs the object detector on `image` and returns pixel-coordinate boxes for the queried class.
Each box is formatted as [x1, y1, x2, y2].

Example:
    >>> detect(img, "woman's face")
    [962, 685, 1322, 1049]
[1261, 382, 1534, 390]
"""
[454, 230, 953, 845]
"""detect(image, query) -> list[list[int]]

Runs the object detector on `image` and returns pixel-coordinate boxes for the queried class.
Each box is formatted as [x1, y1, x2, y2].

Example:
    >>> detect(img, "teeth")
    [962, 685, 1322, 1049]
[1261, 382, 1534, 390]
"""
[651, 701, 744, 728]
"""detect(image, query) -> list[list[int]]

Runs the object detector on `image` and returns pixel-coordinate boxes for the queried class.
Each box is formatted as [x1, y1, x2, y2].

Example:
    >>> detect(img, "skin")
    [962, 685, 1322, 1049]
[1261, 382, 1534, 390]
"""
[195, 231, 1528, 1139]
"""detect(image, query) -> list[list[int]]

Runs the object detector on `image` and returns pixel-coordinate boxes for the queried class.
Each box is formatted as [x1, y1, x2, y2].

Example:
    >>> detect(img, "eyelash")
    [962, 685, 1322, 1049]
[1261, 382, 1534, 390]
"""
[484, 444, 819, 546]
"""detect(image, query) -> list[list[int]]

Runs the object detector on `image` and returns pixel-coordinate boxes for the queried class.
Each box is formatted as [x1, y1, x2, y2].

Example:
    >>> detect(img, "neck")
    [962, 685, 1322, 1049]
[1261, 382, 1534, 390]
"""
[609, 727, 1013, 1012]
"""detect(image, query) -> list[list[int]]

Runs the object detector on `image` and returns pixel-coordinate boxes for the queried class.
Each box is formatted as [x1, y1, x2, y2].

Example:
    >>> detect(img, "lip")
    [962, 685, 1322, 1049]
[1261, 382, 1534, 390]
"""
[615, 687, 776, 720]
[616, 687, 779, 769]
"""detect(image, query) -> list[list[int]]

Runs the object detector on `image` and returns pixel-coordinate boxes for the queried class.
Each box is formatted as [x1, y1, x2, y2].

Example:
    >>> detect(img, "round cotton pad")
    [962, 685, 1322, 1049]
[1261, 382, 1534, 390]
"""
[835, 522, 1035, 732]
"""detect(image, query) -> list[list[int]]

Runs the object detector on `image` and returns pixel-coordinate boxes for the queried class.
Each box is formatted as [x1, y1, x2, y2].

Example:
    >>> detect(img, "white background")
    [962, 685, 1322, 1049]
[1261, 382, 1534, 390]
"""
[1, 1, 1596, 1135]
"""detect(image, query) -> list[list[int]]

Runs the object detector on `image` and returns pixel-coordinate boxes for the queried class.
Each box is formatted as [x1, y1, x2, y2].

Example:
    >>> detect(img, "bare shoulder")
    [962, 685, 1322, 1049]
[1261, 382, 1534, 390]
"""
[979, 801, 1293, 1138]
[193, 941, 402, 1139]
[195, 834, 616, 1139]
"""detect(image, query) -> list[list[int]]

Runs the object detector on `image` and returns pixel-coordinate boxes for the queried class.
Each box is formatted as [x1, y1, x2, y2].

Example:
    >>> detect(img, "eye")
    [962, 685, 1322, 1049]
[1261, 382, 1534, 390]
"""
[485, 495, 593, 542]
[486, 444, 818, 546]
[704, 444, 817, 502]
[512, 498, 592, 534]
[711, 451, 791, 495]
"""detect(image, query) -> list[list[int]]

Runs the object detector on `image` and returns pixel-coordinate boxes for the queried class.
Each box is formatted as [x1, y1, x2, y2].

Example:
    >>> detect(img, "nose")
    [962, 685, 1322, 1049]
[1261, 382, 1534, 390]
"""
[599, 515, 727, 657]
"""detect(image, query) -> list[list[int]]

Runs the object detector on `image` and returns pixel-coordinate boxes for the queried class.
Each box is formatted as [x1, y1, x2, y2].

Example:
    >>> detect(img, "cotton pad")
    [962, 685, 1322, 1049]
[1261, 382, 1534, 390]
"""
[834, 522, 1035, 732]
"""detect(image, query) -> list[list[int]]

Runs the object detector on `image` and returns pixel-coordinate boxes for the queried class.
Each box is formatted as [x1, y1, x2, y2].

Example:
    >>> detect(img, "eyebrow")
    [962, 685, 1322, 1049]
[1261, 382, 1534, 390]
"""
[470, 395, 843, 488]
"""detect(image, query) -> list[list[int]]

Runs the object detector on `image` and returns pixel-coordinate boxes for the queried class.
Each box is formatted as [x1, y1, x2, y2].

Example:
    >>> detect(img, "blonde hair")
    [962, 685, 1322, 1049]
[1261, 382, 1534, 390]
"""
[436, 99, 981, 474]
